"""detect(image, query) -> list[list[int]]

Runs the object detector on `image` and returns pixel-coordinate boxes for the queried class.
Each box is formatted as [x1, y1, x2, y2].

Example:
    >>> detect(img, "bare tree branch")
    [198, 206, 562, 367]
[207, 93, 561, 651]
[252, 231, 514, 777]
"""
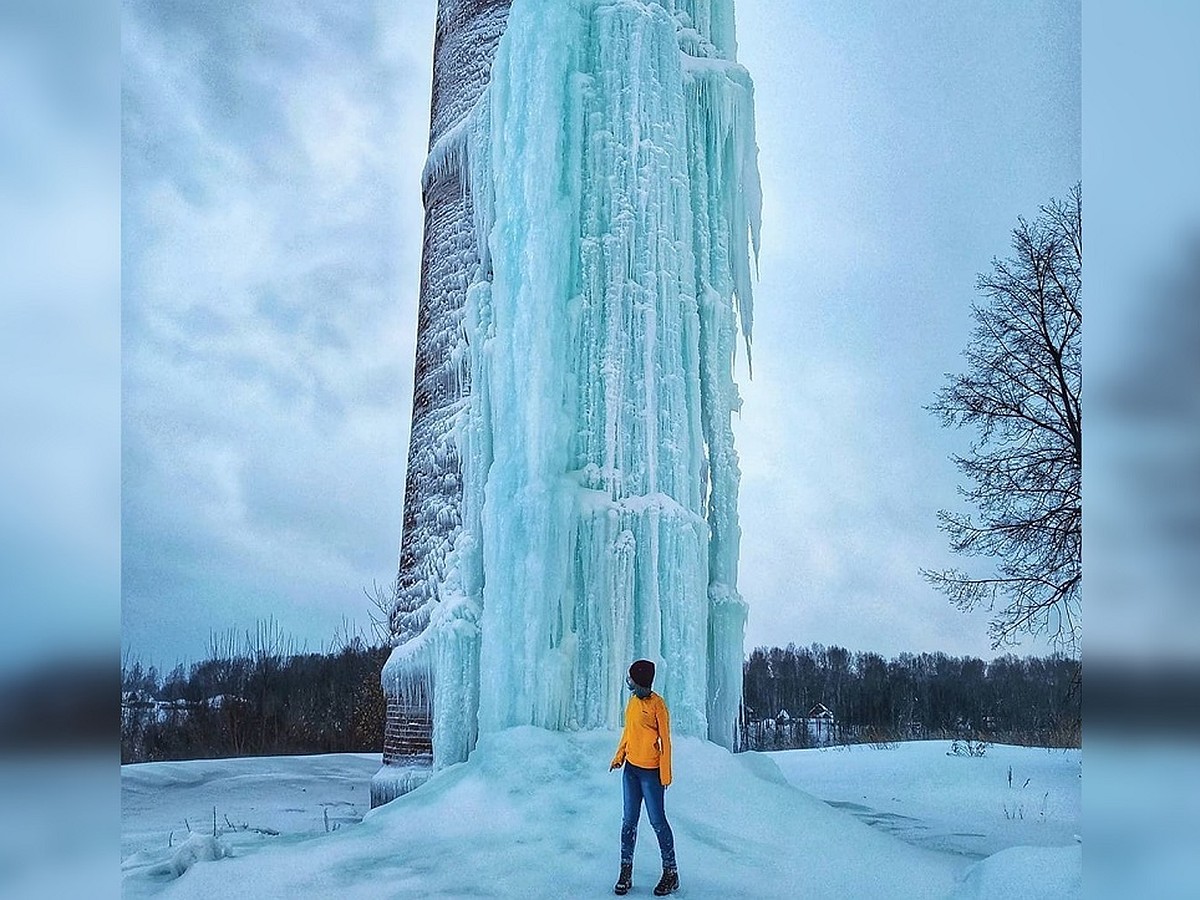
[923, 185, 1082, 653]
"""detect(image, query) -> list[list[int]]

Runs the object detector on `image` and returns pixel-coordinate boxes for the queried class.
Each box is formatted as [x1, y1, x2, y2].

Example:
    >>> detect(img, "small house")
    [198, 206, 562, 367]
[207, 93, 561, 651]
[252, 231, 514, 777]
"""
[802, 702, 836, 746]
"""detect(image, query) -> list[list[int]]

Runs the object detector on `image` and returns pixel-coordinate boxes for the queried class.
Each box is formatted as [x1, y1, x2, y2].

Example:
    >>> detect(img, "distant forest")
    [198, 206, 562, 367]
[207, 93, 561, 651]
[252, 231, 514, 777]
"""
[741, 644, 1081, 750]
[121, 626, 388, 764]
[119, 633, 1080, 763]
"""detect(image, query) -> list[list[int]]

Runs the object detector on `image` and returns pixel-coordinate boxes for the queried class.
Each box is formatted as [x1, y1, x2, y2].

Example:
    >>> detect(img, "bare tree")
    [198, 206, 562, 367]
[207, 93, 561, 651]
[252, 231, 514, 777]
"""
[363, 580, 398, 647]
[924, 185, 1082, 652]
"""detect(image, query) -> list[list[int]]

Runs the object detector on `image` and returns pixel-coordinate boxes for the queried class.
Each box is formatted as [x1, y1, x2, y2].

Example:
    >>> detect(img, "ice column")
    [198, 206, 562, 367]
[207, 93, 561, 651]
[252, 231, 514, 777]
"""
[376, 0, 760, 804]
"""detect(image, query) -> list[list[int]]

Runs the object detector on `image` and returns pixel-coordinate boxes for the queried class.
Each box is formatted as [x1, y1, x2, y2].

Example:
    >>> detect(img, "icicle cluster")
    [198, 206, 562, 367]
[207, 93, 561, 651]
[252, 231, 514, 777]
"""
[383, 0, 761, 773]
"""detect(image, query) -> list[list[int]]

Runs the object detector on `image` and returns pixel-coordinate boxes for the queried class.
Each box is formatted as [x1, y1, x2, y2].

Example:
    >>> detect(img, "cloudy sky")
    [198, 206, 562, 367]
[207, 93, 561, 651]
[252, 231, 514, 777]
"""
[121, 0, 1080, 670]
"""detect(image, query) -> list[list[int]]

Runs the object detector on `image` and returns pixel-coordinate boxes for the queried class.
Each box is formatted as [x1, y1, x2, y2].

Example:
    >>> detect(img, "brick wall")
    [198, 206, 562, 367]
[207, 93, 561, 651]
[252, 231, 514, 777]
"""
[382, 699, 433, 765]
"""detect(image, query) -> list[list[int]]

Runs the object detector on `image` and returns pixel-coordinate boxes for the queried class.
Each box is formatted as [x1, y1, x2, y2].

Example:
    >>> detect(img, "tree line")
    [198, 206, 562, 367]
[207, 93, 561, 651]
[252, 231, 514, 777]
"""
[121, 623, 388, 763]
[741, 643, 1080, 750]
[121, 631, 1080, 763]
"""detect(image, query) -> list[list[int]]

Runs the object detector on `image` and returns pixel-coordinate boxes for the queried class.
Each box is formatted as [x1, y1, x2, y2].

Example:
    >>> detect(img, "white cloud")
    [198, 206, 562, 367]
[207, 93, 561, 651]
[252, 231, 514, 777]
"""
[121, 0, 430, 665]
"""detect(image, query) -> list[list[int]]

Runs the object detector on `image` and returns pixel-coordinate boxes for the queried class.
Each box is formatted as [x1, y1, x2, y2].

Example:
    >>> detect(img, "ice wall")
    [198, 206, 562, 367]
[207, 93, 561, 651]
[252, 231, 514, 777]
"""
[379, 0, 760, 797]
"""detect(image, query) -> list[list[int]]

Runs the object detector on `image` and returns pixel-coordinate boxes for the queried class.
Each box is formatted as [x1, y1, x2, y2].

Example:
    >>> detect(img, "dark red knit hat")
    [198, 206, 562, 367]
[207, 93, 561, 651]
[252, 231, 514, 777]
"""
[629, 659, 655, 689]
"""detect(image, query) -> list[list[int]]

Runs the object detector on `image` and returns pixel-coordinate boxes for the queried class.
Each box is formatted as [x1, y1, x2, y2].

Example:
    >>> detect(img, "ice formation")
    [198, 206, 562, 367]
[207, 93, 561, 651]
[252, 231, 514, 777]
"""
[375, 0, 761, 806]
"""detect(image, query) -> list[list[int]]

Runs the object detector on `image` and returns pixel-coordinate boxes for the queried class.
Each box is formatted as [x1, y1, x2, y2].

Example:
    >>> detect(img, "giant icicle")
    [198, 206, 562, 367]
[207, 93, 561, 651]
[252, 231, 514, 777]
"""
[374, 0, 761, 806]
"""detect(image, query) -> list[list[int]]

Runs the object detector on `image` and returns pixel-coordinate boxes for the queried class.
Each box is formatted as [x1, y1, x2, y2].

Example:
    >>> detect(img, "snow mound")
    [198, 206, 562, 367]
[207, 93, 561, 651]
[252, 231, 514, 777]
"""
[950, 844, 1081, 899]
[122, 833, 231, 884]
[168, 834, 231, 878]
[140, 727, 965, 898]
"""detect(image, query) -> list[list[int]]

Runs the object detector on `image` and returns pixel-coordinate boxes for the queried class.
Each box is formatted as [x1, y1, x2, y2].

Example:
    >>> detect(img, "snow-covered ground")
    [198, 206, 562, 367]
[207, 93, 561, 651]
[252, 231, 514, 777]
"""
[121, 752, 379, 876]
[771, 741, 1081, 860]
[120, 731, 1081, 898]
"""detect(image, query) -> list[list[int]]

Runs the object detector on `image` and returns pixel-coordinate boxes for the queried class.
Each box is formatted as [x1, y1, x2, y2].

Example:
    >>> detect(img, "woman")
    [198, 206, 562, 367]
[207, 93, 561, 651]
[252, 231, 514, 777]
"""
[609, 659, 678, 896]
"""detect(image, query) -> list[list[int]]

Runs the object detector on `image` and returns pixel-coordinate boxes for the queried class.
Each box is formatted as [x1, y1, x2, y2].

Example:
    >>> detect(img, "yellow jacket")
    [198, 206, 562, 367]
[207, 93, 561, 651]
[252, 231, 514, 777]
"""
[610, 692, 672, 786]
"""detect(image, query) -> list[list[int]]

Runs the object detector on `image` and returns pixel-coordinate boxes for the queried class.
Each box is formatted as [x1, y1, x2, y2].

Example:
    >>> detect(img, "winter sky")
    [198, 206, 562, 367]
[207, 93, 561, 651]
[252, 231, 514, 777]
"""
[118, 0, 1081, 670]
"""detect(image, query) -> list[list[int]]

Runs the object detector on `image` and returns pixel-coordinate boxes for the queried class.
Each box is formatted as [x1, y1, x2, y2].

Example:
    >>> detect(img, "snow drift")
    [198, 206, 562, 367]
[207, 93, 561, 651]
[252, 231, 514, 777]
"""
[120, 730, 1038, 899]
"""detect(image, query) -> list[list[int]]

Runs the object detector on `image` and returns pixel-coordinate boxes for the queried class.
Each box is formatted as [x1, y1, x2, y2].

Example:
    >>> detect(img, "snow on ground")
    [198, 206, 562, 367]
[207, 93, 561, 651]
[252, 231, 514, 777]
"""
[768, 741, 1081, 860]
[121, 752, 377, 873]
[121, 732, 1080, 899]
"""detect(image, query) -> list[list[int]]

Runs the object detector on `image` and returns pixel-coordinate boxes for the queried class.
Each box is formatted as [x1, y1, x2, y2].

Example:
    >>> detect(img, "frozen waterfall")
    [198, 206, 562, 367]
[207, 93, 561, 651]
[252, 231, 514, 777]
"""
[376, 0, 761, 805]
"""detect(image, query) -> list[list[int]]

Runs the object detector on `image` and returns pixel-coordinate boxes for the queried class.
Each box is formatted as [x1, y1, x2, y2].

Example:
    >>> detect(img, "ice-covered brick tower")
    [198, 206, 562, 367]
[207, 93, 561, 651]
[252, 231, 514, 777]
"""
[373, 0, 761, 807]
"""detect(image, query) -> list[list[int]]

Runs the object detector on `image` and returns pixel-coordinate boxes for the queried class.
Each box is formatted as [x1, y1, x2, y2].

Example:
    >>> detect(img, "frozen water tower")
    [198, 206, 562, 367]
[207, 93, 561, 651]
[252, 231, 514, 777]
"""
[374, 0, 759, 807]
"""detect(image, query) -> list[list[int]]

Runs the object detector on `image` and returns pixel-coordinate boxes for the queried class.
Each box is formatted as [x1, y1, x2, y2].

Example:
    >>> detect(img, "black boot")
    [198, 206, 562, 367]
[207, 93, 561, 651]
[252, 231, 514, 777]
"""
[614, 863, 633, 895]
[653, 868, 679, 896]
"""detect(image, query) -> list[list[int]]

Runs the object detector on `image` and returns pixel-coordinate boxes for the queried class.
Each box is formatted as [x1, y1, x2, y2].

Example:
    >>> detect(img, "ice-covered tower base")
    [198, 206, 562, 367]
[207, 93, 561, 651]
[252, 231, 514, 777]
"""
[375, 0, 759, 807]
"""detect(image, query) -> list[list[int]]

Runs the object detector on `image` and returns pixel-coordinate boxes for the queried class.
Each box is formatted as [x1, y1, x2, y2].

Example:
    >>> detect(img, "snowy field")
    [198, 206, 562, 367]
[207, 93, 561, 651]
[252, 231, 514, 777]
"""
[120, 731, 1081, 898]
[772, 741, 1081, 860]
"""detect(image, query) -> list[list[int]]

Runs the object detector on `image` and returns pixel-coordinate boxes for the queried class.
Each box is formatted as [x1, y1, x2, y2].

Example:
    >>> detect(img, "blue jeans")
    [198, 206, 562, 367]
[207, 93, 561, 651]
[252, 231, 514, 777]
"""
[621, 762, 676, 869]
